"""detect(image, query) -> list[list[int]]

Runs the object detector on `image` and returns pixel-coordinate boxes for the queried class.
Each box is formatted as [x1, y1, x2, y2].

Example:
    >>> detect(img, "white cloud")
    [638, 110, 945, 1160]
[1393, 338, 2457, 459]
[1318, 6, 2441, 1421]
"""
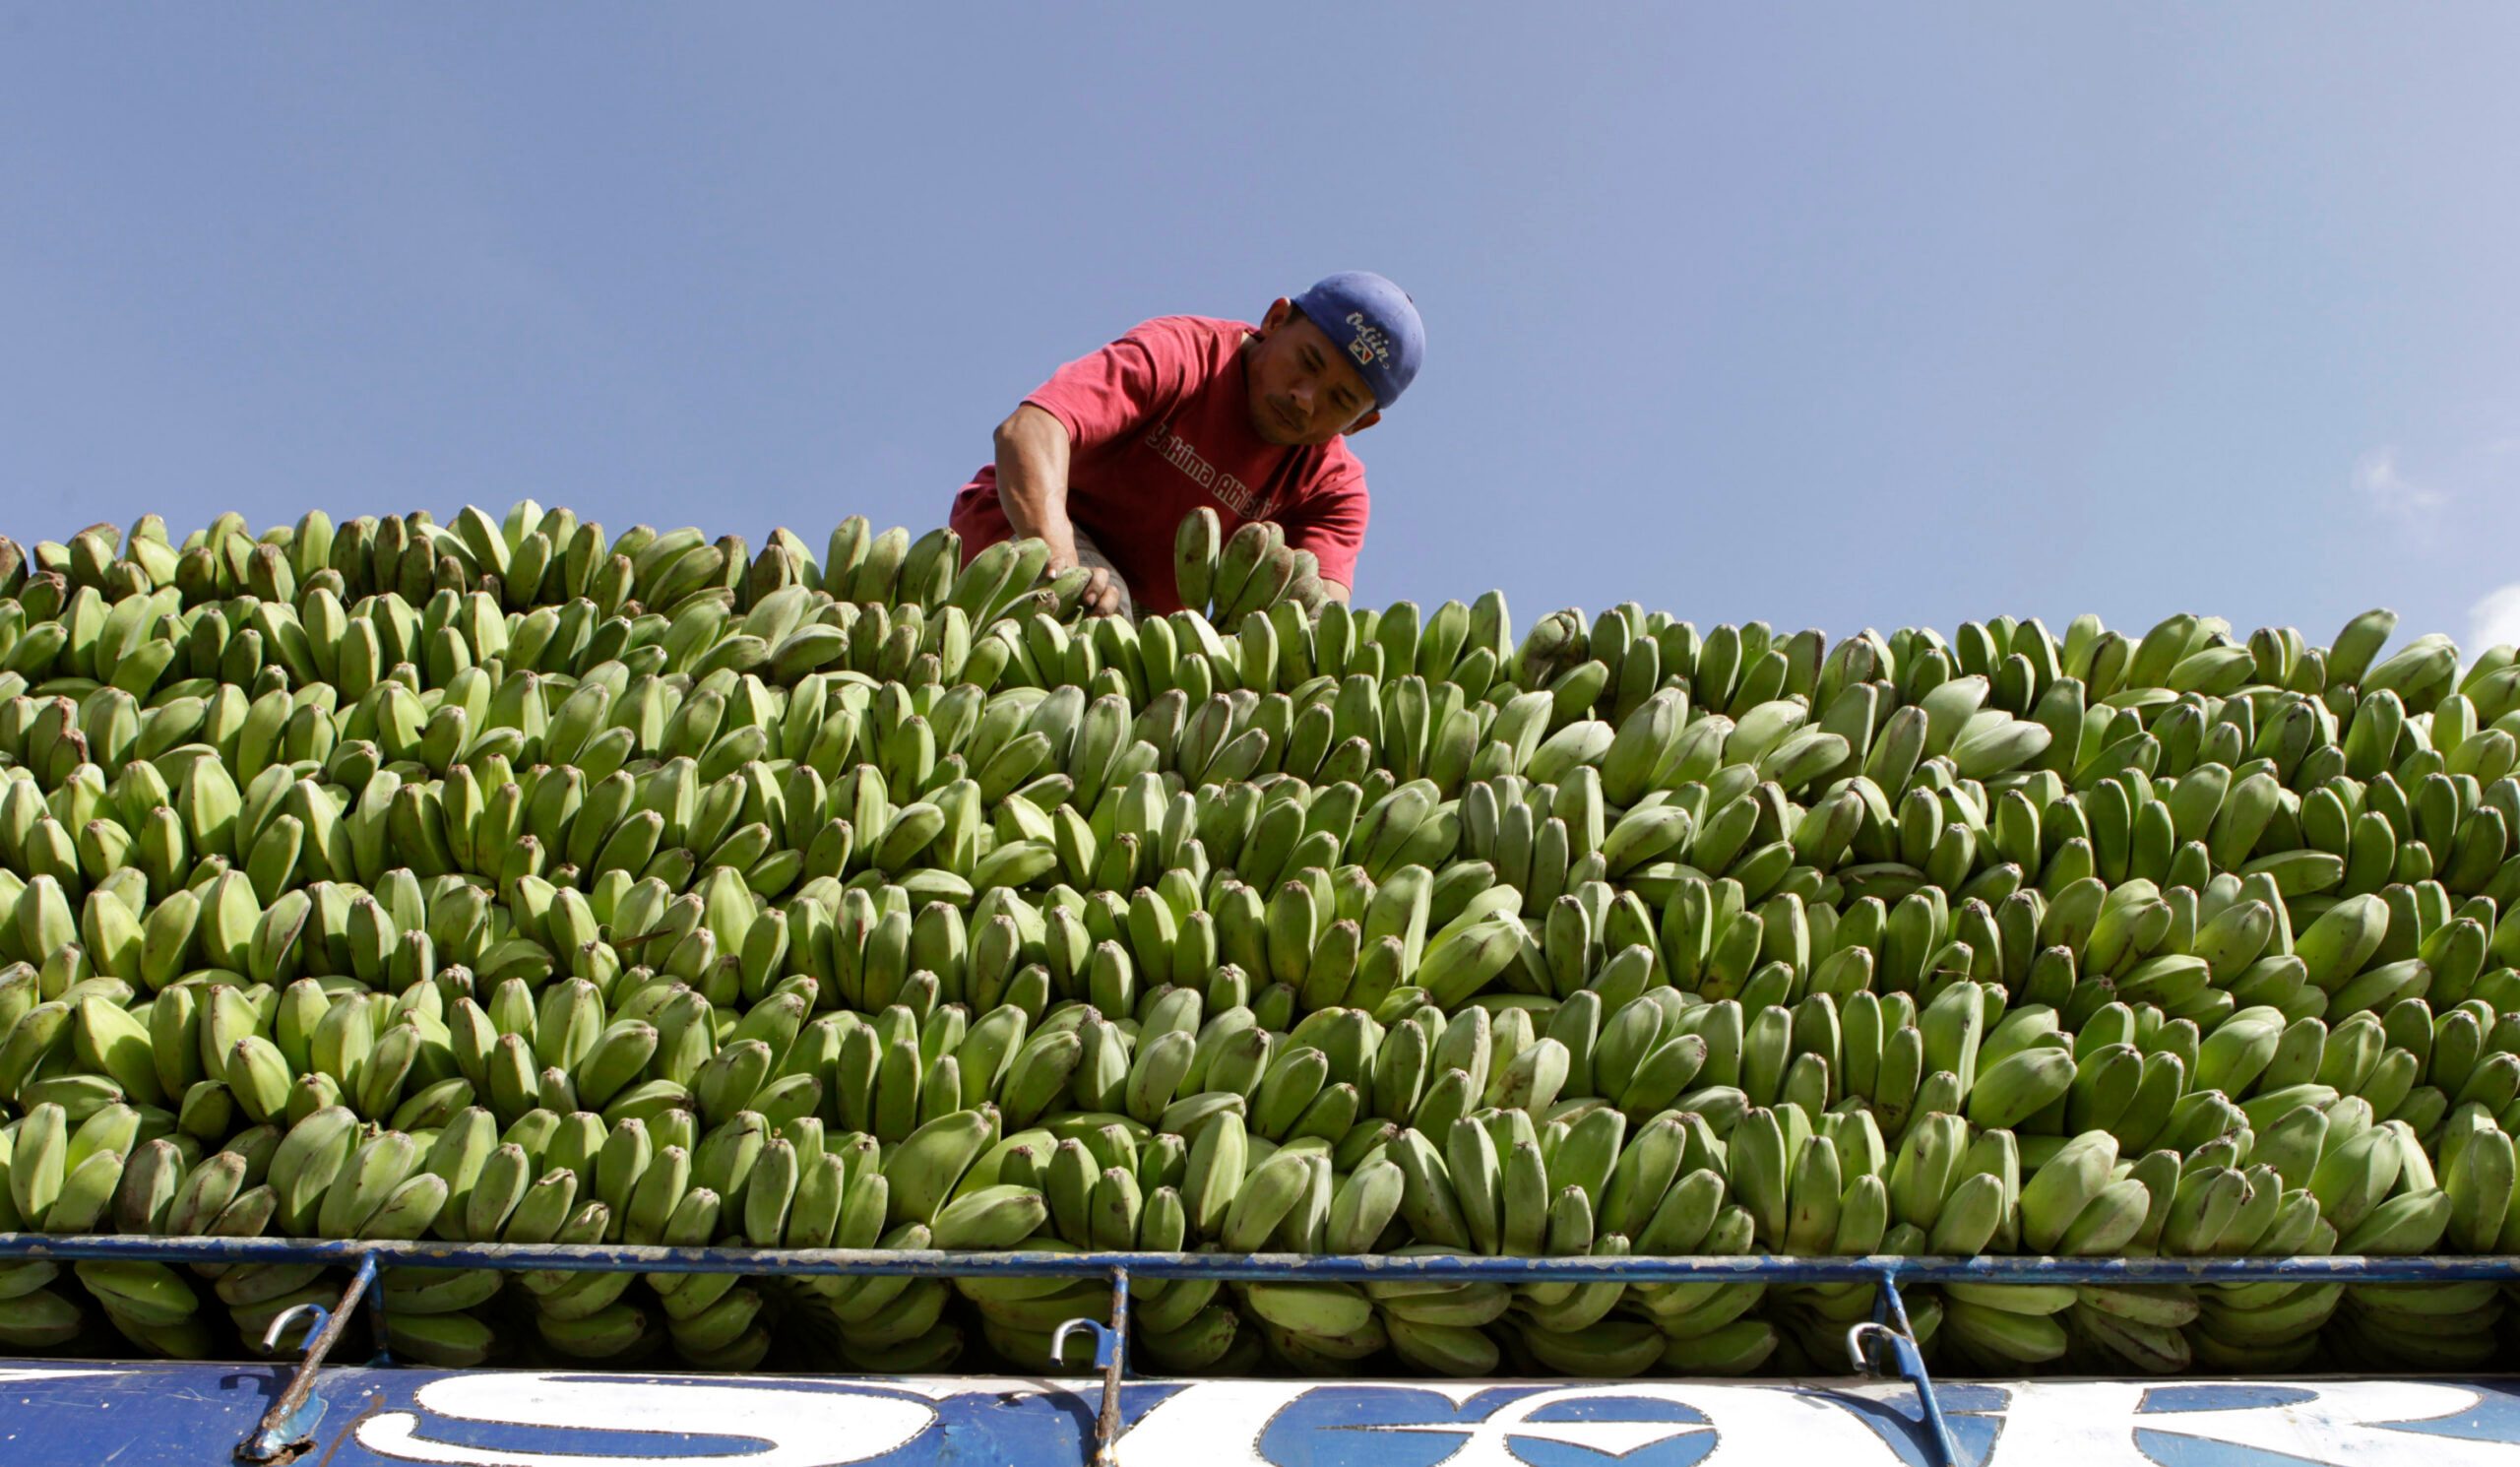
[2355, 447, 2447, 523]
[2472, 584, 2520, 653]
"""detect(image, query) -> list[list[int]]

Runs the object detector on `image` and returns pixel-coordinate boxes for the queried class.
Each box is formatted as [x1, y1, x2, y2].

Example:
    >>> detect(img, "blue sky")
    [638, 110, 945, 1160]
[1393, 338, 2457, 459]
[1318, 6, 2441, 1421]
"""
[5, 6, 2516, 659]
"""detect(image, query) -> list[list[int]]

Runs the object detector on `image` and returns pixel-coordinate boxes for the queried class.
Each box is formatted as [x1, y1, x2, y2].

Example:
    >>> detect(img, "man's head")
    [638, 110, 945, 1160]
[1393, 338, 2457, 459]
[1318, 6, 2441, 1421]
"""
[1244, 271, 1424, 448]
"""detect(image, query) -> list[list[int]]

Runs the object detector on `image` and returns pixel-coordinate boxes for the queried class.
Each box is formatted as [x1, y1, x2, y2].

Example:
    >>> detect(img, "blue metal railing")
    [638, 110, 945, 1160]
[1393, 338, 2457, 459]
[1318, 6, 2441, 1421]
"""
[11, 1232, 2517, 1281]
[2, 1230, 2514, 1467]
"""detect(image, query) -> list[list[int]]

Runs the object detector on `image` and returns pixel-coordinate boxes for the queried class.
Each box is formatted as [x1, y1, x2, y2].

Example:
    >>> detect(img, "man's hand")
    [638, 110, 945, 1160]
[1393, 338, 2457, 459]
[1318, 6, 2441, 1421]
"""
[1055, 541, 1132, 617]
[1077, 565, 1125, 617]
[1040, 539, 1123, 615]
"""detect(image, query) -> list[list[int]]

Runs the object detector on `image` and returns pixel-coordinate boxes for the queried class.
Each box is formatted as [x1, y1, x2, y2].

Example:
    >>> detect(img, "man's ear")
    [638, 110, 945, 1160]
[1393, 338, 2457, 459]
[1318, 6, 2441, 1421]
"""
[1258, 297, 1295, 335]
[1344, 408, 1383, 435]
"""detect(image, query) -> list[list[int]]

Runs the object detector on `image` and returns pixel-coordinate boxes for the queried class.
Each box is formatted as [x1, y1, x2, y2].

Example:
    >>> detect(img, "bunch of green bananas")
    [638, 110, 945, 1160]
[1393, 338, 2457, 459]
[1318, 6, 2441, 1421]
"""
[1, 503, 2517, 1377]
[1173, 510, 1340, 626]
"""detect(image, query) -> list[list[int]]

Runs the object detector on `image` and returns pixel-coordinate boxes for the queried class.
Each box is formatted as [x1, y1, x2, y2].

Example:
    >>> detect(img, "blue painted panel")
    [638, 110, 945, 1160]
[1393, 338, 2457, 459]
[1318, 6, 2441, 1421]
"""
[4, 1364, 2518, 1466]
[1808, 1381, 2009, 1467]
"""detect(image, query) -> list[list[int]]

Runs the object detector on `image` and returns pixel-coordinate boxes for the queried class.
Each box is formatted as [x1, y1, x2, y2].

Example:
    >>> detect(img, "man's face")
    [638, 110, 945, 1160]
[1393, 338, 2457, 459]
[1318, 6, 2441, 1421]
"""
[1245, 298, 1384, 447]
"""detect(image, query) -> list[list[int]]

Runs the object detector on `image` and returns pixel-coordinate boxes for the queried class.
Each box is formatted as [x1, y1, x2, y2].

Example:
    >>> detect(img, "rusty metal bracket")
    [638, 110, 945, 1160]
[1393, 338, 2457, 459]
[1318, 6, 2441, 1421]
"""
[1048, 1265, 1131, 1467]
[235, 1252, 380, 1464]
[1846, 1270, 1958, 1467]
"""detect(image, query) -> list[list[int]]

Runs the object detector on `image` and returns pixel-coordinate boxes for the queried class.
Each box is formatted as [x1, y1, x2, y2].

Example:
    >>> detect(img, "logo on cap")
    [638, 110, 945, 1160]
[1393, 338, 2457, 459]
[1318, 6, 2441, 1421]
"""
[1343, 312, 1394, 369]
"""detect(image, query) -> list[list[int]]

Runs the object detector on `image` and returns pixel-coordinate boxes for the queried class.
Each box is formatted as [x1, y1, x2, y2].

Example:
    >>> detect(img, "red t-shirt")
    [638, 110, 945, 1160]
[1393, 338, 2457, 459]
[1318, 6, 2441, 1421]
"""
[950, 315, 1369, 615]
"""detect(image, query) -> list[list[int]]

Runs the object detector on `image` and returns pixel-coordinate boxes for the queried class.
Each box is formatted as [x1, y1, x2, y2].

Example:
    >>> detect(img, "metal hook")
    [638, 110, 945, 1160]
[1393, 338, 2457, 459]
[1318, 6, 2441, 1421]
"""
[1049, 1317, 1115, 1370]
[1846, 1319, 1903, 1376]
[261, 1303, 332, 1357]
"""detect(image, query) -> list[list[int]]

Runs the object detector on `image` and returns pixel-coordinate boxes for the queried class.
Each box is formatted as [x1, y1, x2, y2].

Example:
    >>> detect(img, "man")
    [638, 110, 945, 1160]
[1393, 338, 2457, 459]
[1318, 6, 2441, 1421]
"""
[950, 272, 1423, 618]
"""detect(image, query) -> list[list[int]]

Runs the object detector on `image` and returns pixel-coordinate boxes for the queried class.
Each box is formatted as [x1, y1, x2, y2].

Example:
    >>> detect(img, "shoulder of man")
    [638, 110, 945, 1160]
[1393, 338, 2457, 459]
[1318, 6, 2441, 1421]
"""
[1308, 433, 1369, 492]
[1118, 314, 1256, 363]
[1267, 435, 1368, 528]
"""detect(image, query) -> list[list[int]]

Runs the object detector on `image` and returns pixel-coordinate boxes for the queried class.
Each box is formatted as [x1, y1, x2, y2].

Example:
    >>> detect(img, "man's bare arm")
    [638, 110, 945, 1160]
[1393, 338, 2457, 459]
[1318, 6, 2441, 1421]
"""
[990, 404, 1075, 556]
[1317, 579, 1352, 605]
[992, 403, 1123, 615]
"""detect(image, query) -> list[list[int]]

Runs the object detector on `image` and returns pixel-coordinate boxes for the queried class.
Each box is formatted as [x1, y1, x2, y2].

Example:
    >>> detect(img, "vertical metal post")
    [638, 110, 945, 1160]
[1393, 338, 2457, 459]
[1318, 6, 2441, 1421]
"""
[364, 1251, 394, 1365]
[1094, 1264, 1130, 1462]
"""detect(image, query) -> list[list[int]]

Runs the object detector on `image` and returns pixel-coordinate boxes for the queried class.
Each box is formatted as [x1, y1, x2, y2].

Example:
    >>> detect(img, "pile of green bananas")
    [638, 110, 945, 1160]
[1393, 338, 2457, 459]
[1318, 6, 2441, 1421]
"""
[0, 501, 2514, 1379]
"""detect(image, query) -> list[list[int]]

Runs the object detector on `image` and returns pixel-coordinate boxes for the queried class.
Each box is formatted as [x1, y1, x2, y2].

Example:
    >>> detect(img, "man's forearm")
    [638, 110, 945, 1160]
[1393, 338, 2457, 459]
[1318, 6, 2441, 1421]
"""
[993, 404, 1081, 562]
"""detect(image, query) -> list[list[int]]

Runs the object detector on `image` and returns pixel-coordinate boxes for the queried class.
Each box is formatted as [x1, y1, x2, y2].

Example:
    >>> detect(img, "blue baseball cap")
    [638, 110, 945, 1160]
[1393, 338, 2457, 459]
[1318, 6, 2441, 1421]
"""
[1291, 271, 1423, 409]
